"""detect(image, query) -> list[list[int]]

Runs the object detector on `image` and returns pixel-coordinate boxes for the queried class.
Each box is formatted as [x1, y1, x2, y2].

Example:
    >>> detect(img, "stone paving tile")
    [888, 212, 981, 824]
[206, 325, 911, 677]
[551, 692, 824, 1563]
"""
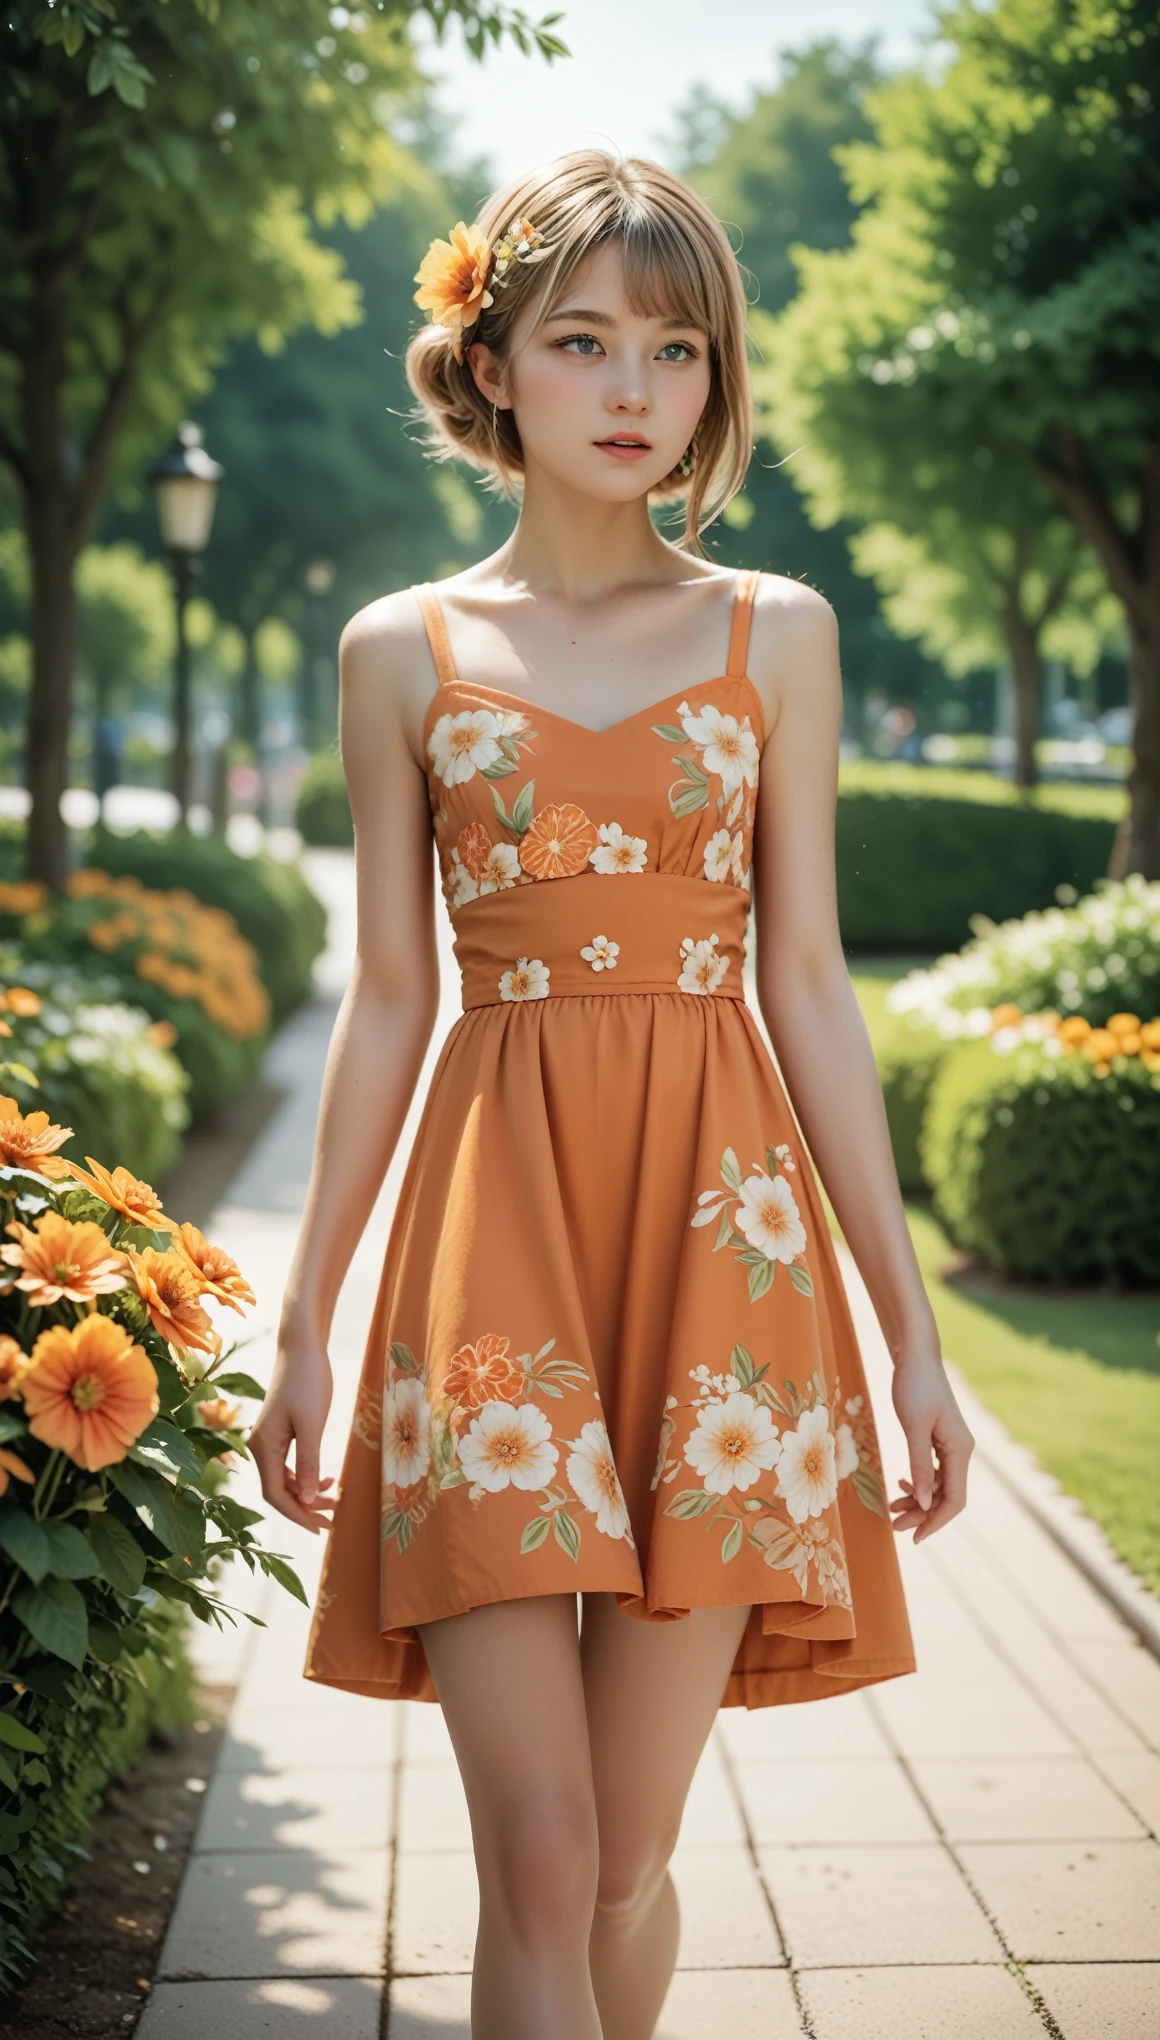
[393, 1851, 479, 1975]
[869, 1663, 1075, 1760]
[963, 1472, 1141, 1649]
[716, 1693, 890, 1762]
[138, 1976, 382, 2038]
[399, 1760, 472, 1854]
[958, 1837, 1160, 1962]
[669, 1844, 784, 1968]
[1064, 1637, 1160, 1751]
[157, 1848, 389, 1979]
[798, 1963, 1043, 2038]
[736, 1756, 934, 1846]
[388, 1973, 472, 2036]
[195, 1764, 394, 1854]
[1093, 1749, 1160, 1835]
[1027, 1961, 1160, 2038]
[758, 1843, 1002, 1967]
[219, 1699, 397, 1775]
[910, 1754, 1147, 1843]
[656, 1966, 803, 2036]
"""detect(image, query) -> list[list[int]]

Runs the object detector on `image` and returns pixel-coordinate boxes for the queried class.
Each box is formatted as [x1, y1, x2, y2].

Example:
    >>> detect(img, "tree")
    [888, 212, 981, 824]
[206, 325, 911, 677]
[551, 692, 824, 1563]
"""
[0, 1, 567, 886]
[74, 542, 172, 807]
[759, 0, 1160, 869]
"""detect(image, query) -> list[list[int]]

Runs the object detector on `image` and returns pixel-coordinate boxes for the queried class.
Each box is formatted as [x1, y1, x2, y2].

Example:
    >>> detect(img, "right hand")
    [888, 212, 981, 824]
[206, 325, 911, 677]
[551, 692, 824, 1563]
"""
[249, 1331, 336, 1534]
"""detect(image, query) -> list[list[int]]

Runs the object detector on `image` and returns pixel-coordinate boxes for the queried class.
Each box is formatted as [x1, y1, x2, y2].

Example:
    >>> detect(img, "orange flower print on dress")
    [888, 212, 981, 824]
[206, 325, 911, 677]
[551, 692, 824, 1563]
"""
[518, 803, 599, 880]
[677, 934, 730, 996]
[0, 1211, 126, 1308]
[443, 1332, 524, 1413]
[22, 1315, 158, 1471]
[456, 822, 494, 879]
[499, 956, 550, 1002]
[691, 1143, 812, 1303]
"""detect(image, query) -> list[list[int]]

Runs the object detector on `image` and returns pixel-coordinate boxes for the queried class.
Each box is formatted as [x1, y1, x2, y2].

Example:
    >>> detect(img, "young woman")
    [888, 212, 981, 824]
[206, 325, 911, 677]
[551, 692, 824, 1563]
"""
[250, 149, 973, 2040]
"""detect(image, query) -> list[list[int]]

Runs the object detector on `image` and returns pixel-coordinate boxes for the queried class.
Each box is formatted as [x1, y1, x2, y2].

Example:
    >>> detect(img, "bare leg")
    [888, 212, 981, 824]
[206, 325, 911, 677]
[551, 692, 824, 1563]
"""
[580, 1594, 753, 2040]
[416, 1594, 602, 2040]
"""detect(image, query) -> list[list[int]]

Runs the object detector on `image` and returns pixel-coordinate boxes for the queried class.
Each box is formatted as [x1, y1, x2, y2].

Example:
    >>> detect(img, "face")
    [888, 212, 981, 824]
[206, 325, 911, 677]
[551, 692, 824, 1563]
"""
[467, 238, 712, 503]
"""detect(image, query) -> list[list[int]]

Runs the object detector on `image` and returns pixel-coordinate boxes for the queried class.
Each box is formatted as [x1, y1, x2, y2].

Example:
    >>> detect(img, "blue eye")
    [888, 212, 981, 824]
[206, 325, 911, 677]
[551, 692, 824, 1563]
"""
[659, 341, 695, 362]
[558, 332, 603, 355]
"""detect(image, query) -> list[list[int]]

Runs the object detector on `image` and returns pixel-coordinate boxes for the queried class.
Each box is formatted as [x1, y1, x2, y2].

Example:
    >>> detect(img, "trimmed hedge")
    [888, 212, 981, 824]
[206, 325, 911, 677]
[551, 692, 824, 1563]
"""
[922, 1038, 1160, 1284]
[836, 790, 1115, 952]
[875, 1024, 948, 1194]
[295, 750, 352, 849]
[86, 828, 326, 1024]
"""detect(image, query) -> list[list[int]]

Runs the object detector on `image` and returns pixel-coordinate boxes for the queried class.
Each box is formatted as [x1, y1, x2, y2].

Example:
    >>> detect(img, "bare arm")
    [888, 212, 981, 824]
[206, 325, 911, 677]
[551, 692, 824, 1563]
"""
[250, 594, 442, 1531]
[749, 582, 973, 1542]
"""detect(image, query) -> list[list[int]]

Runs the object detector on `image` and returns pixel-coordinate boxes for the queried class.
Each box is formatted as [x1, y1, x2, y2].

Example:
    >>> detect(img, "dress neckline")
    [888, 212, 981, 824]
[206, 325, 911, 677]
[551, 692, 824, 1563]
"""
[421, 671, 765, 749]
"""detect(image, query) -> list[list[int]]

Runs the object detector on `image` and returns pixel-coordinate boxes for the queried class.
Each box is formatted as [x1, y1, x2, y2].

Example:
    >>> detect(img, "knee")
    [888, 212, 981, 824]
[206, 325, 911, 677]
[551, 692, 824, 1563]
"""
[594, 1821, 680, 1926]
[485, 1796, 599, 1944]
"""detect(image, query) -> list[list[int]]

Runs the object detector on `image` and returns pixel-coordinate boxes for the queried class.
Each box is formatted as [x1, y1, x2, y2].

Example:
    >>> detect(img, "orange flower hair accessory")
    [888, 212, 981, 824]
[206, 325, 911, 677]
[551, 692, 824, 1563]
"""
[413, 214, 548, 363]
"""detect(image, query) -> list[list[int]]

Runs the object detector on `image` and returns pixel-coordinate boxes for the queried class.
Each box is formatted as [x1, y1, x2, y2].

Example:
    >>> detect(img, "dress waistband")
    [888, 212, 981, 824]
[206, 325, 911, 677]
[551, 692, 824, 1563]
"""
[452, 871, 750, 1011]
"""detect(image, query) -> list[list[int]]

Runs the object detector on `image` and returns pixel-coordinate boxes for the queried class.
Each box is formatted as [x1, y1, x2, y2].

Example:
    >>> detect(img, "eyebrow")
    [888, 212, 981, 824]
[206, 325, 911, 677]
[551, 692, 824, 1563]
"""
[542, 306, 701, 331]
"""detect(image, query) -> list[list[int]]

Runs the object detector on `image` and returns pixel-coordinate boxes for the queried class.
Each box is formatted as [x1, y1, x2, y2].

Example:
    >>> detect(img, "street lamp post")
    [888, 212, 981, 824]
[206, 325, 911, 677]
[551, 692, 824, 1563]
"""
[147, 422, 224, 826]
[302, 558, 336, 754]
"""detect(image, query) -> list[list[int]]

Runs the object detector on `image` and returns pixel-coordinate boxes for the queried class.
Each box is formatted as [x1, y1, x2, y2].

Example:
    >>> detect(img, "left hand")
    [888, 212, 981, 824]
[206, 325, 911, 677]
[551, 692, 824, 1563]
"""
[890, 1350, 974, 1544]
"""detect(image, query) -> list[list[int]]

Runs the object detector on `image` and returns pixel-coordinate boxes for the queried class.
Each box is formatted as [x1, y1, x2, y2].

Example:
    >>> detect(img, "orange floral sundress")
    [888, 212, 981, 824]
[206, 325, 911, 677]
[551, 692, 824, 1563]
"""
[304, 569, 915, 1708]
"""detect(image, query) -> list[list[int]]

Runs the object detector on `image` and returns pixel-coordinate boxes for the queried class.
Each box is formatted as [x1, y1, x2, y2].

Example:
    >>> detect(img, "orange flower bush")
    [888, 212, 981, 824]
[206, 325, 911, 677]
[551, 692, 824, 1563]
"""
[0, 1212, 126, 1307]
[21, 1315, 159, 1472]
[989, 1005, 1160, 1077]
[61, 870, 270, 1045]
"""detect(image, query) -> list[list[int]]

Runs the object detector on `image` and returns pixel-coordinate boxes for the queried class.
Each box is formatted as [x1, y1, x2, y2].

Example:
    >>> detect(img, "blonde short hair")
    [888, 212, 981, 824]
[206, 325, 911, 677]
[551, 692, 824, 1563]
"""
[405, 149, 754, 556]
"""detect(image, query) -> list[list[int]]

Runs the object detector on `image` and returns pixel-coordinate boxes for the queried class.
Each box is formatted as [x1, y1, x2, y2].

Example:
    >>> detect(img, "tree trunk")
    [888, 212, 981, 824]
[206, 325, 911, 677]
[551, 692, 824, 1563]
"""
[1001, 599, 1041, 791]
[1113, 609, 1160, 879]
[23, 488, 80, 892]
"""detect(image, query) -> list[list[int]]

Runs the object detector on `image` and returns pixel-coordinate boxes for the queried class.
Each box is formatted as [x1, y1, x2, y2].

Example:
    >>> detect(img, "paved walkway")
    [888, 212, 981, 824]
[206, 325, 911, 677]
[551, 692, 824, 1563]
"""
[140, 851, 1160, 2039]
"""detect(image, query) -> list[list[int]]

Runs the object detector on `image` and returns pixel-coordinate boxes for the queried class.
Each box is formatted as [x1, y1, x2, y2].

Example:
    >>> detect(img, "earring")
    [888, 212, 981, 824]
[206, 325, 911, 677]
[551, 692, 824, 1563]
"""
[678, 435, 698, 478]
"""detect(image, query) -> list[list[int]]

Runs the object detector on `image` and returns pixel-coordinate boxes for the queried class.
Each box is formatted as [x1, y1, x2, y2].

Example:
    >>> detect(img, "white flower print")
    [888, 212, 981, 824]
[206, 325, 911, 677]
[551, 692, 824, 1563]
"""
[580, 935, 619, 972]
[835, 1421, 859, 1481]
[678, 933, 730, 995]
[477, 842, 521, 894]
[381, 1377, 431, 1487]
[753, 1517, 850, 1606]
[499, 956, 551, 1001]
[730, 831, 750, 890]
[447, 851, 479, 907]
[589, 821, 648, 874]
[428, 708, 508, 787]
[703, 829, 737, 883]
[683, 1391, 782, 1495]
[734, 1169, 807, 1264]
[457, 1400, 559, 1493]
[565, 1421, 633, 1540]
[677, 700, 760, 798]
[776, 1404, 838, 1523]
[773, 1143, 796, 1173]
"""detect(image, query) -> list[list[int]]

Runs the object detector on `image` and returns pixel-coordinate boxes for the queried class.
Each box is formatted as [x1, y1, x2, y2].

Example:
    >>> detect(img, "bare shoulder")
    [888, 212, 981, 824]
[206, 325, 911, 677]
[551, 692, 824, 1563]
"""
[747, 571, 840, 739]
[338, 586, 437, 763]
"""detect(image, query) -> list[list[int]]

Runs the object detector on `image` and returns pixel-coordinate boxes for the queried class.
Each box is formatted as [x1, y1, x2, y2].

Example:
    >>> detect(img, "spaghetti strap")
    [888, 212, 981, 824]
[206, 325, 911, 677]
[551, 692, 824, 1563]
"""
[725, 567, 760, 678]
[414, 582, 459, 690]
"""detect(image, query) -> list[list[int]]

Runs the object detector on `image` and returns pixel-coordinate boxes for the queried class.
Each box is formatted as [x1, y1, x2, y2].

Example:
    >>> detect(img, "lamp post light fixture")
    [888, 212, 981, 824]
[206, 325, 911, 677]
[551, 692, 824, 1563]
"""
[147, 422, 224, 825]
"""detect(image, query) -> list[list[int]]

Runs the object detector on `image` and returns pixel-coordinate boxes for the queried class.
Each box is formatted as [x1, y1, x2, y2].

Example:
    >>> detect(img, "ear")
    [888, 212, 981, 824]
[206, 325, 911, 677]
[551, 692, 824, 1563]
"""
[466, 340, 510, 409]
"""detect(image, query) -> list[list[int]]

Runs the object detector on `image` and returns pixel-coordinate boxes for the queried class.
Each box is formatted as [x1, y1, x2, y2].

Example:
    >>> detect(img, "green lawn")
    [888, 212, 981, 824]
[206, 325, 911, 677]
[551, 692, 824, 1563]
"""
[839, 758, 1126, 822]
[846, 964, 1160, 1594]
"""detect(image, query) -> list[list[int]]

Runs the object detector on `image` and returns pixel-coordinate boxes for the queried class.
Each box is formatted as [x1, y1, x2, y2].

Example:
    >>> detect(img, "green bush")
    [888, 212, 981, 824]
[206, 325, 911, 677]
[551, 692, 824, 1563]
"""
[876, 1025, 949, 1193]
[0, 960, 188, 1184]
[836, 789, 1116, 951]
[295, 750, 352, 848]
[86, 828, 327, 1023]
[0, 1605, 193, 1985]
[922, 1037, 1160, 1284]
[886, 878, 1160, 1035]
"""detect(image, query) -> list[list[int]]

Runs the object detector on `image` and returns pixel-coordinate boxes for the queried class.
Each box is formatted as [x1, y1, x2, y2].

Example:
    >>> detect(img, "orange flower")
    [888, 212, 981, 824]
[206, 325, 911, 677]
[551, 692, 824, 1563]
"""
[171, 1222, 255, 1314]
[22, 1315, 158, 1470]
[1082, 1028, 1119, 1064]
[0, 1335, 29, 1401]
[1106, 1012, 1141, 1037]
[194, 1396, 242, 1430]
[1, 1212, 126, 1308]
[456, 822, 494, 879]
[990, 1002, 1023, 1031]
[442, 1332, 524, 1413]
[0, 1096, 73, 1175]
[1140, 1019, 1160, 1051]
[0, 880, 47, 916]
[518, 803, 600, 880]
[125, 1247, 221, 1356]
[147, 1019, 178, 1050]
[1057, 1016, 1091, 1049]
[413, 220, 494, 361]
[65, 868, 114, 899]
[0, 1447, 34, 1497]
[62, 1157, 175, 1231]
[2, 987, 41, 1017]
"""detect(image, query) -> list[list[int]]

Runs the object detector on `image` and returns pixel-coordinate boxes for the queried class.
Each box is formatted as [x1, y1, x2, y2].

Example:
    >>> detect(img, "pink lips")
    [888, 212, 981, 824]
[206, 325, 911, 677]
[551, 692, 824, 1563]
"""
[595, 437, 652, 461]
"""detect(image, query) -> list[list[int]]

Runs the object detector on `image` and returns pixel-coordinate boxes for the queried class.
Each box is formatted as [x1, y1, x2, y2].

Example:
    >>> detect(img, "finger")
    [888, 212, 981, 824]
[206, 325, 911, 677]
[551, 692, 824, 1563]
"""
[914, 1438, 971, 1543]
[905, 1424, 935, 1514]
[252, 1427, 329, 1533]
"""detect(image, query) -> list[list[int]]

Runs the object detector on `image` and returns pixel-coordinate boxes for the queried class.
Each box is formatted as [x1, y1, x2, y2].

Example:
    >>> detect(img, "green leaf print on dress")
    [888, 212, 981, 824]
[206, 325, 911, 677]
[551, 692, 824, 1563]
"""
[377, 1330, 634, 1561]
[691, 1143, 813, 1302]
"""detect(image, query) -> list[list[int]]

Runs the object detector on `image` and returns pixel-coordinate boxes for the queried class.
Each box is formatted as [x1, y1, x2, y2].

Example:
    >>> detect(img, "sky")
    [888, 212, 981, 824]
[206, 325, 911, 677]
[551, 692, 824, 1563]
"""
[409, 0, 936, 187]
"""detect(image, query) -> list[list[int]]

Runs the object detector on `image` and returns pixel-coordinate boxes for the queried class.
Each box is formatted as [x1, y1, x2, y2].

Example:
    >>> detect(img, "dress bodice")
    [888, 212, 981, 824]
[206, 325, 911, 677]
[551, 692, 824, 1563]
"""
[416, 575, 764, 925]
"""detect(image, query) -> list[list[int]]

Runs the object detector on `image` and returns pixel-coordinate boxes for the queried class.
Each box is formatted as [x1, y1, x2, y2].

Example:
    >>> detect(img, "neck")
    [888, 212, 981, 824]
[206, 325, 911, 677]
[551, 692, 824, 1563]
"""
[492, 458, 696, 605]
